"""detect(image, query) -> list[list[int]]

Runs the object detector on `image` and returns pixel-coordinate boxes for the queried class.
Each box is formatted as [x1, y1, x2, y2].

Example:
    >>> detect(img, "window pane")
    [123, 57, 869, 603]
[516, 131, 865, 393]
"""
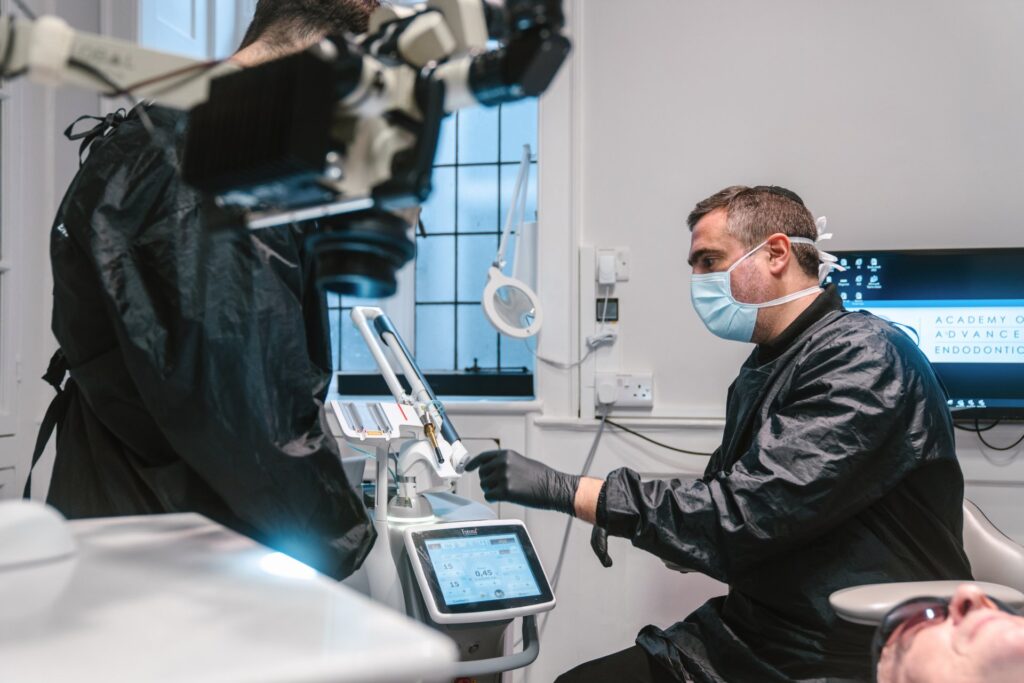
[340, 294, 381, 310]
[421, 166, 456, 234]
[416, 235, 455, 302]
[457, 303, 498, 370]
[457, 106, 499, 164]
[435, 113, 456, 166]
[499, 162, 538, 226]
[329, 306, 342, 370]
[416, 304, 455, 370]
[457, 234, 497, 302]
[457, 165, 499, 233]
[325, 291, 341, 309]
[500, 336, 535, 372]
[500, 98, 538, 163]
[341, 310, 378, 372]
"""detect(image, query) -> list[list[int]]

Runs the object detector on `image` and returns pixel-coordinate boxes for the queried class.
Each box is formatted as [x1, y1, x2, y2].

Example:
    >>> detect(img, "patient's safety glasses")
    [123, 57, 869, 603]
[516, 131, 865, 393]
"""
[871, 594, 1017, 674]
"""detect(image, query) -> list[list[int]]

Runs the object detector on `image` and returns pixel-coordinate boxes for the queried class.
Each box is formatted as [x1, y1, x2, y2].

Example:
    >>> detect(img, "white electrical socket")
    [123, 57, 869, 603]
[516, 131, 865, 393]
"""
[594, 372, 654, 408]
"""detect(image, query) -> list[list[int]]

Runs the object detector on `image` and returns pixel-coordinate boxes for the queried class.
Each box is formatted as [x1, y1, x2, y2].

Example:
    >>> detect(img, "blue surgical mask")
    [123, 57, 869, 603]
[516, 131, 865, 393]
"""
[690, 237, 824, 343]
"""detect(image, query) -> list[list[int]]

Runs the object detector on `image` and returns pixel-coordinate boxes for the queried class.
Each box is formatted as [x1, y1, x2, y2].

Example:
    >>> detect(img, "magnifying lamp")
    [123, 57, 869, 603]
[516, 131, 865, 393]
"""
[482, 145, 543, 339]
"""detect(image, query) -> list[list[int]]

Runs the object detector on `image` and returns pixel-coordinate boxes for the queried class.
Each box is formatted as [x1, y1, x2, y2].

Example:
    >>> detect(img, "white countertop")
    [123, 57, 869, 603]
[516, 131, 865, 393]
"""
[0, 513, 457, 683]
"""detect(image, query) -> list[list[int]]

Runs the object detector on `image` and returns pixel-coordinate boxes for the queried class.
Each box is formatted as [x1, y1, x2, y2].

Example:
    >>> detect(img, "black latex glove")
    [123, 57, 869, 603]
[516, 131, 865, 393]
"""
[590, 526, 613, 568]
[465, 449, 580, 515]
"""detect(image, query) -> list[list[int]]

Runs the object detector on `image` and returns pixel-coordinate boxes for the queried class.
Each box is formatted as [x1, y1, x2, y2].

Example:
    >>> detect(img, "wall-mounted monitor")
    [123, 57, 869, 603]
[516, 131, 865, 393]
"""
[829, 248, 1024, 420]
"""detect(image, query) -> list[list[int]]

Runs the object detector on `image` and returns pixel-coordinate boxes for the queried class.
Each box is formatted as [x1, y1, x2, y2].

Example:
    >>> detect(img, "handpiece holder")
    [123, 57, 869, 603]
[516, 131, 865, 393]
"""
[350, 307, 470, 479]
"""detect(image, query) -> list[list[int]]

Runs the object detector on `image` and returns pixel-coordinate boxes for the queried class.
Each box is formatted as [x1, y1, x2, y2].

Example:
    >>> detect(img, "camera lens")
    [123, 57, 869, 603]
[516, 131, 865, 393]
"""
[310, 210, 416, 298]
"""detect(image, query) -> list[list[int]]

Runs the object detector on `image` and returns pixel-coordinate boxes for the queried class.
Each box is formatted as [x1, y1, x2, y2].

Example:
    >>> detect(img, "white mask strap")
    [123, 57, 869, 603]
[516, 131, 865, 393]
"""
[791, 216, 846, 283]
[748, 283, 822, 309]
[726, 238, 769, 274]
[730, 217, 845, 284]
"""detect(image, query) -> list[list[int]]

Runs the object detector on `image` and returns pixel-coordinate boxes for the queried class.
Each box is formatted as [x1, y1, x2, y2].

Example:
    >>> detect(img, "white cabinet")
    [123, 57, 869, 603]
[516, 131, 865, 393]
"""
[140, 0, 210, 59]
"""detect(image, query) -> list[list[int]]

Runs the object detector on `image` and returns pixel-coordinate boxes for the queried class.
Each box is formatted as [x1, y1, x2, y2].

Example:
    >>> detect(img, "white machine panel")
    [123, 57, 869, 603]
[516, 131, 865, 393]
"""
[330, 399, 420, 442]
[404, 518, 555, 625]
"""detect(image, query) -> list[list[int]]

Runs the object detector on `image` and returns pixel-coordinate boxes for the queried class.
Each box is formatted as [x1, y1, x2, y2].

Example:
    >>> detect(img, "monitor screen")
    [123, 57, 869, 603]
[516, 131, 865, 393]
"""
[828, 248, 1024, 419]
[409, 523, 554, 618]
[424, 532, 542, 606]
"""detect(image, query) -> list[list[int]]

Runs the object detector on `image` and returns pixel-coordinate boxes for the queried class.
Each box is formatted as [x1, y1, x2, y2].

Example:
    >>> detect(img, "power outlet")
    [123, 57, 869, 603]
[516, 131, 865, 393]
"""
[594, 373, 654, 408]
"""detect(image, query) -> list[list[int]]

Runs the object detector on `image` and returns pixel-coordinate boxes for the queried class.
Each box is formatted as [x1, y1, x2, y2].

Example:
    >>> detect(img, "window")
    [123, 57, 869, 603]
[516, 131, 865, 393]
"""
[329, 99, 539, 397]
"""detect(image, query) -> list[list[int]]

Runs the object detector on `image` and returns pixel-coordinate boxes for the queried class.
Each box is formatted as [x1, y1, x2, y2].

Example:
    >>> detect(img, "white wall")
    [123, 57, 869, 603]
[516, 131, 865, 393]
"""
[519, 1, 1024, 679]
[575, 0, 1024, 419]
[0, 0, 102, 499]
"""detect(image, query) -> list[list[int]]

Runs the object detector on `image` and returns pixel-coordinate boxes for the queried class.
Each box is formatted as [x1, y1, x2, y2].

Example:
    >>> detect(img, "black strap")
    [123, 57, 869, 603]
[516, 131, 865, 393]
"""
[24, 350, 72, 499]
[41, 348, 69, 391]
[64, 109, 127, 164]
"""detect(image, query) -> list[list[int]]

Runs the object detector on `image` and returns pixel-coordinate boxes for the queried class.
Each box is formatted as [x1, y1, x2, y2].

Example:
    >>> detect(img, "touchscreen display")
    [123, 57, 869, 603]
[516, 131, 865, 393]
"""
[424, 532, 542, 606]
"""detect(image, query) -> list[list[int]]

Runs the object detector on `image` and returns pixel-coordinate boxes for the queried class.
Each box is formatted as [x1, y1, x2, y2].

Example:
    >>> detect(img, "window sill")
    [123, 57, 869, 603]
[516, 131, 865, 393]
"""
[330, 394, 543, 417]
[443, 399, 543, 416]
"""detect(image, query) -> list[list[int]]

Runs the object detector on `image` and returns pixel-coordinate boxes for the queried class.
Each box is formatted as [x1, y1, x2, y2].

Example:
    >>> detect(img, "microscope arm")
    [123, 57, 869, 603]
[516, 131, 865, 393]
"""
[0, 15, 234, 109]
[0, 3, 569, 232]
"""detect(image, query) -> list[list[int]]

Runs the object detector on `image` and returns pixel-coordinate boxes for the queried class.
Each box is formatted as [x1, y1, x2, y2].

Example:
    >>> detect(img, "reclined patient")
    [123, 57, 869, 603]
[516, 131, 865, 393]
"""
[874, 583, 1024, 682]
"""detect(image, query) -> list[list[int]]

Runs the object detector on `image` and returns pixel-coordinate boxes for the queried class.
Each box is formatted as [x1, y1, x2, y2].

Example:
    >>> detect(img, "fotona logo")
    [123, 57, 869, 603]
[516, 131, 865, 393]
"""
[461, 528, 479, 536]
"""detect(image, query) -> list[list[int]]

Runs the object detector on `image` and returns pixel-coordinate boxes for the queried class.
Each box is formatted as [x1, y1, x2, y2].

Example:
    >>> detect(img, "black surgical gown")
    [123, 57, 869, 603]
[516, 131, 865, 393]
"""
[44, 106, 375, 580]
[598, 286, 972, 682]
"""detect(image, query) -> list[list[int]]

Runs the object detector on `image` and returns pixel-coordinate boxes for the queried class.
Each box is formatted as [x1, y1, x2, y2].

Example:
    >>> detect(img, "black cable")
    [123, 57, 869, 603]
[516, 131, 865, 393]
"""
[604, 418, 714, 456]
[67, 57, 128, 96]
[954, 420, 1000, 433]
[11, 0, 35, 20]
[125, 58, 224, 99]
[971, 418, 1024, 452]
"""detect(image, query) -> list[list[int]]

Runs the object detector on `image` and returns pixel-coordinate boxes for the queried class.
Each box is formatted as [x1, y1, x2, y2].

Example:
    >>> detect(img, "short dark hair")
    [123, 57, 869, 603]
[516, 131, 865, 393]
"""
[239, 0, 381, 51]
[687, 185, 820, 279]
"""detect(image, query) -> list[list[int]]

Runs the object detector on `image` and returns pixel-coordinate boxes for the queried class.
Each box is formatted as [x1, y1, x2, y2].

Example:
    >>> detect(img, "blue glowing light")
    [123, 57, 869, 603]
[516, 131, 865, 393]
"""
[259, 552, 316, 580]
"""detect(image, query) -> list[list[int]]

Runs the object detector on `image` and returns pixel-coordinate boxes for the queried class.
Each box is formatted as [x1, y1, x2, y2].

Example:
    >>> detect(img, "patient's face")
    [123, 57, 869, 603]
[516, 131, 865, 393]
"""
[877, 585, 1024, 683]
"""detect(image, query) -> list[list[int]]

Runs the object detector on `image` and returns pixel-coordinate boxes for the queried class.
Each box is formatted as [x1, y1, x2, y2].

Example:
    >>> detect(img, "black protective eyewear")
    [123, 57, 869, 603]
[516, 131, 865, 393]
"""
[871, 594, 1018, 677]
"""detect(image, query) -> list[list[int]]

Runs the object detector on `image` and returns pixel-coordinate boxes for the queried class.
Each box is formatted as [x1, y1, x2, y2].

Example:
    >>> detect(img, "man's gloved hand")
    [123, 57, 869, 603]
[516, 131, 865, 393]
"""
[590, 526, 613, 568]
[465, 449, 580, 515]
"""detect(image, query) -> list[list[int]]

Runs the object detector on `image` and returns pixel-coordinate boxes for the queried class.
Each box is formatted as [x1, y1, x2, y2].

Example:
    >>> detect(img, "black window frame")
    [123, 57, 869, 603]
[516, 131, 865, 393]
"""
[328, 101, 538, 399]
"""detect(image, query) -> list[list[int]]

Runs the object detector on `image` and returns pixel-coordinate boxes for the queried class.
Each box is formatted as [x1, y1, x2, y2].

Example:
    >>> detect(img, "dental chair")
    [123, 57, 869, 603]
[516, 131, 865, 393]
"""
[830, 499, 1024, 625]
